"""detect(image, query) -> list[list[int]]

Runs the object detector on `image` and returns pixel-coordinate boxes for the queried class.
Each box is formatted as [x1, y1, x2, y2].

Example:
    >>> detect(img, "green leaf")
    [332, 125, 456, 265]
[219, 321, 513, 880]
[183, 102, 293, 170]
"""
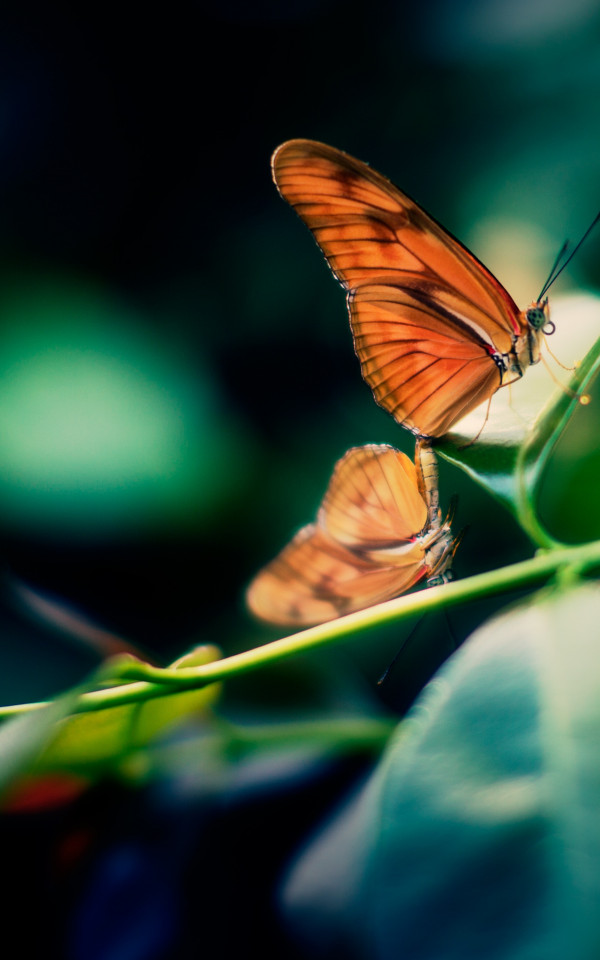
[436, 294, 600, 546]
[281, 582, 600, 960]
[32, 645, 221, 778]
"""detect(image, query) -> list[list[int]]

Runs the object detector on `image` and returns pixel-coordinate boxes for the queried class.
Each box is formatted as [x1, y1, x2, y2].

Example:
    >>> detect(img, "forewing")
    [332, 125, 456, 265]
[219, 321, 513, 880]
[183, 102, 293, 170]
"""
[319, 445, 428, 548]
[246, 524, 426, 627]
[272, 139, 522, 437]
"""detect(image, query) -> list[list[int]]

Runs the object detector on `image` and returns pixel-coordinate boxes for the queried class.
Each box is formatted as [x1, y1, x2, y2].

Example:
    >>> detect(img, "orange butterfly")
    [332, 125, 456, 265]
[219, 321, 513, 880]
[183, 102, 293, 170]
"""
[272, 139, 559, 438]
[246, 441, 456, 627]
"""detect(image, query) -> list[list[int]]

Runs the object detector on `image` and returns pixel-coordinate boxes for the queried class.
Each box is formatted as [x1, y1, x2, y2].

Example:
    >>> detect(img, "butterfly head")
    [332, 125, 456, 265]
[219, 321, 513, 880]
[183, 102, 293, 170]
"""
[422, 516, 458, 586]
[526, 297, 554, 335]
[513, 299, 552, 373]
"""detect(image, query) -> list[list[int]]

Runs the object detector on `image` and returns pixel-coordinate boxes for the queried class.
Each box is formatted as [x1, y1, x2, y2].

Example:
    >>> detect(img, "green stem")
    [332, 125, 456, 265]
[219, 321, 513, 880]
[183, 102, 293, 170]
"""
[513, 457, 563, 550]
[514, 333, 600, 549]
[209, 716, 397, 752]
[1, 538, 599, 720]
[147, 716, 397, 771]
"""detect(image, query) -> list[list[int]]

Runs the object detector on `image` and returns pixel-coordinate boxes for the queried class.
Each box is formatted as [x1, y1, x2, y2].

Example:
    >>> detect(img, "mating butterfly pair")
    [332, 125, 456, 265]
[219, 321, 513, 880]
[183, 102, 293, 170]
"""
[247, 441, 456, 626]
[247, 139, 562, 626]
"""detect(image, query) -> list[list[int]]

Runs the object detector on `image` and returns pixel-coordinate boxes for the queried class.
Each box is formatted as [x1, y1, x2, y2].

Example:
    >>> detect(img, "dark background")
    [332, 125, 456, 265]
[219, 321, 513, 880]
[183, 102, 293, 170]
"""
[0, 2, 599, 956]
[0, 1, 599, 696]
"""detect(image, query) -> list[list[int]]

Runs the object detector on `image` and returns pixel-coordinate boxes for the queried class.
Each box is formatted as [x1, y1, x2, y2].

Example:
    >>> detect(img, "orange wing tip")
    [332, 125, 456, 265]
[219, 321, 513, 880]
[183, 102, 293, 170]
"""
[271, 138, 326, 169]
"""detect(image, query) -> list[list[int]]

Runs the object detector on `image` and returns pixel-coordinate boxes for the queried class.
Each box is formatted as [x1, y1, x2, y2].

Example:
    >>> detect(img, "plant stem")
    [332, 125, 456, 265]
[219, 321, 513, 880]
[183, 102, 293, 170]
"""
[515, 331, 600, 549]
[210, 716, 397, 751]
[513, 459, 563, 550]
[1, 538, 599, 720]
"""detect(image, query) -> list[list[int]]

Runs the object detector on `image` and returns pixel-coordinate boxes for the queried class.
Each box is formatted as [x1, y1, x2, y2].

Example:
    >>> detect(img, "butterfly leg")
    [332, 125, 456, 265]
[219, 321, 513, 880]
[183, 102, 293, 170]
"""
[457, 395, 494, 449]
[539, 351, 582, 402]
[541, 330, 576, 372]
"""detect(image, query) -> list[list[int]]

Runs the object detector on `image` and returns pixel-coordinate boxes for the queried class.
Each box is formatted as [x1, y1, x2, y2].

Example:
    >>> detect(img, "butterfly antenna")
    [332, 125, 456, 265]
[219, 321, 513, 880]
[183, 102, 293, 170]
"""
[538, 211, 600, 301]
[443, 607, 460, 653]
[538, 238, 570, 301]
[377, 615, 425, 686]
[378, 606, 462, 687]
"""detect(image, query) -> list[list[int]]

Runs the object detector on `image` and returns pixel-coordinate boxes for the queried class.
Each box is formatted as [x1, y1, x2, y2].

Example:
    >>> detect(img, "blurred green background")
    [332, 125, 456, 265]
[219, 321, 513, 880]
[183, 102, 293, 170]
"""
[0, 1, 598, 701]
[0, 3, 600, 955]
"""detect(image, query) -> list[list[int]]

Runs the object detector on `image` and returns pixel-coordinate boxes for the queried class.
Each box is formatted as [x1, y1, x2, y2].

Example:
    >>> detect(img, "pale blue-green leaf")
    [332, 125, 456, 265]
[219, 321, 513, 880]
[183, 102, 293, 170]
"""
[280, 582, 600, 960]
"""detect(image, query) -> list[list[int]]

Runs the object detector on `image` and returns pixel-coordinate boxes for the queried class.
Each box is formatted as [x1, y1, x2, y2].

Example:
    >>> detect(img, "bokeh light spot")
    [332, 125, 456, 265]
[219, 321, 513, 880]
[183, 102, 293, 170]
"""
[0, 277, 241, 535]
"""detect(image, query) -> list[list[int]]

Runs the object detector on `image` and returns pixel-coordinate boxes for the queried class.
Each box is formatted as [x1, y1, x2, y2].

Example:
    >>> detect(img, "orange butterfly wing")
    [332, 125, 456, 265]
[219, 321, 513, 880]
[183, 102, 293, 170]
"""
[246, 445, 434, 627]
[245, 523, 426, 627]
[272, 139, 526, 437]
[319, 444, 427, 548]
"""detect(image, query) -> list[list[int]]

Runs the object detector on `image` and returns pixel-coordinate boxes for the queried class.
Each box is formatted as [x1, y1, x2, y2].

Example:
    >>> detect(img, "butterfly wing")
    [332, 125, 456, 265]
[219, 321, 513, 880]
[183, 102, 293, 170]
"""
[246, 523, 426, 627]
[318, 444, 428, 549]
[272, 139, 525, 437]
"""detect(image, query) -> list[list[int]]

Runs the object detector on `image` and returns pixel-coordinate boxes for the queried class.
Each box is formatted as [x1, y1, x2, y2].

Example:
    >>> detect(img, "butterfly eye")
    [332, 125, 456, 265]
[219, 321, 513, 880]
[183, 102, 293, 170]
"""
[526, 306, 547, 330]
